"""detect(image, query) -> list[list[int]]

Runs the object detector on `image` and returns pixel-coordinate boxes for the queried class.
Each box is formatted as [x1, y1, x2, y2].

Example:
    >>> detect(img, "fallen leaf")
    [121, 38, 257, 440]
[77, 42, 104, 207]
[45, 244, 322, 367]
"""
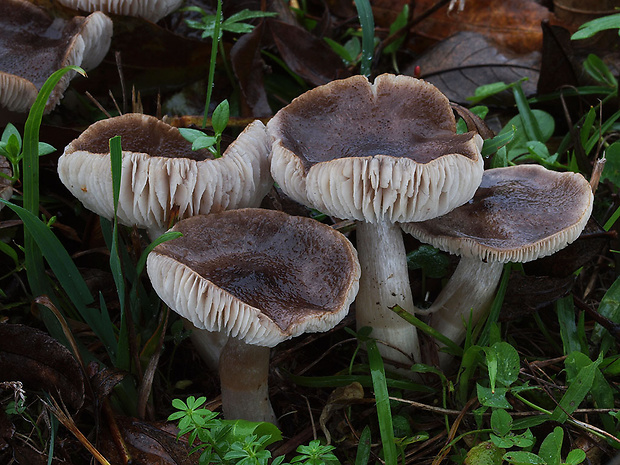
[99, 416, 197, 465]
[501, 273, 576, 321]
[268, 19, 350, 86]
[0, 324, 84, 411]
[409, 31, 540, 105]
[411, 0, 551, 54]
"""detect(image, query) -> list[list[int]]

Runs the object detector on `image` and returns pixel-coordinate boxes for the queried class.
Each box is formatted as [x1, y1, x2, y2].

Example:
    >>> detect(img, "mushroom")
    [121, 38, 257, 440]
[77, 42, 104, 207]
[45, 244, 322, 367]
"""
[56, 0, 183, 22]
[58, 114, 273, 239]
[400, 164, 593, 366]
[0, 0, 112, 115]
[146, 208, 360, 423]
[266, 73, 484, 364]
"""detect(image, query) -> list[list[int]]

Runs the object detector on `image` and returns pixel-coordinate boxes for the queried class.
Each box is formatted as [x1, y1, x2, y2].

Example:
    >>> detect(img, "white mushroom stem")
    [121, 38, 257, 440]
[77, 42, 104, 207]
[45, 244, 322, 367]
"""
[184, 320, 228, 370]
[218, 336, 277, 425]
[425, 257, 504, 368]
[355, 221, 421, 365]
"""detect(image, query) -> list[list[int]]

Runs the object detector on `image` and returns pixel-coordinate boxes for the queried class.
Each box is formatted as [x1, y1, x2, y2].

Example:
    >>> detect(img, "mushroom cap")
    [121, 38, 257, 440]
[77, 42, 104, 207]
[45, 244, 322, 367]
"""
[0, 0, 112, 113]
[401, 164, 594, 263]
[146, 208, 361, 347]
[56, 0, 183, 22]
[267, 73, 484, 223]
[58, 114, 273, 235]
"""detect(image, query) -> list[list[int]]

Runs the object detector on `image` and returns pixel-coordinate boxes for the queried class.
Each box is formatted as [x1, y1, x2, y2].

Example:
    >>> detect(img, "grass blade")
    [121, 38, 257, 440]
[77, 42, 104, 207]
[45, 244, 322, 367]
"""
[366, 339, 397, 465]
[391, 305, 463, 356]
[21, 66, 85, 339]
[513, 83, 543, 142]
[355, 426, 372, 465]
[353, 0, 375, 77]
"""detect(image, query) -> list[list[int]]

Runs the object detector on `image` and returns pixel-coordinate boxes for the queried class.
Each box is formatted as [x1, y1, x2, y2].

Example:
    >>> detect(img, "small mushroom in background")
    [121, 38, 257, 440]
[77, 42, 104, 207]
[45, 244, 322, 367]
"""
[0, 0, 112, 120]
[57, 114, 273, 239]
[56, 0, 183, 23]
[146, 208, 361, 423]
[266, 73, 484, 365]
[401, 164, 594, 368]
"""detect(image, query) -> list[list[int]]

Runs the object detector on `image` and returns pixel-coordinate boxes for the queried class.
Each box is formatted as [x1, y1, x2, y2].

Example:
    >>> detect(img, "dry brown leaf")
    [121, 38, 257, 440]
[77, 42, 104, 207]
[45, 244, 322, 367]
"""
[411, 0, 552, 54]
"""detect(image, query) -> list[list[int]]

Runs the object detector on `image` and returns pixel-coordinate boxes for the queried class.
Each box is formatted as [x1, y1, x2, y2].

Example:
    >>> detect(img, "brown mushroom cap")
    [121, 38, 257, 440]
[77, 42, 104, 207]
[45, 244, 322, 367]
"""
[58, 114, 273, 236]
[146, 208, 361, 347]
[401, 164, 594, 263]
[56, 0, 183, 22]
[267, 73, 484, 223]
[0, 0, 112, 113]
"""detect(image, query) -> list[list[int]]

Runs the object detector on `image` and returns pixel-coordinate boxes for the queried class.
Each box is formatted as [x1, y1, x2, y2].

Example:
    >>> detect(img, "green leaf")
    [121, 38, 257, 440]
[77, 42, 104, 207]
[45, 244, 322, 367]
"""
[583, 54, 618, 88]
[406, 244, 450, 278]
[22, 66, 85, 341]
[221, 419, 282, 447]
[179, 128, 207, 143]
[565, 449, 586, 465]
[485, 342, 520, 389]
[565, 352, 616, 433]
[383, 4, 409, 55]
[500, 111, 555, 162]
[464, 441, 505, 465]
[513, 83, 543, 141]
[491, 409, 512, 437]
[556, 296, 583, 356]
[592, 275, 620, 351]
[37, 142, 56, 156]
[212, 100, 230, 135]
[0, 200, 93, 309]
[503, 451, 546, 465]
[538, 427, 563, 465]
[0, 240, 18, 267]
[109, 136, 122, 215]
[468, 80, 525, 104]
[224, 9, 278, 25]
[355, 426, 371, 465]
[571, 13, 620, 40]
[481, 127, 516, 158]
[366, 339, 397, 465]
[601, 141, 620, 188]
[490, 429, 535, 449]
[192, 135, 218, 151]
[136, 231, 183, 277]
[579, 107, 597, 148]
[325, 37, 358, 65]
[551, 353, 602, 423]
[476, 384, 512, 409]
[353, 0, 375, 77]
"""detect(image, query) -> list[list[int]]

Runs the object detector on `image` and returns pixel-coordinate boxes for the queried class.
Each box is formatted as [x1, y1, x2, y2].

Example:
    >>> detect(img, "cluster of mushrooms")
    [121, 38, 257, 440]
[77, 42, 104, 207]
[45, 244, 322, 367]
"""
[56, 74, 594, 423]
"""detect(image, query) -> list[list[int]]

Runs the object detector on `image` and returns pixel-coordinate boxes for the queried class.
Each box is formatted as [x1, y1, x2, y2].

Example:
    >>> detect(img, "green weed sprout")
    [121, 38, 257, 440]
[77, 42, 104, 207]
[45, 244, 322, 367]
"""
[179, 2, 276, 156]
[168, 396, 341, 465]
[571, 12, 620, 40]
[0, 123, 55, 182]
